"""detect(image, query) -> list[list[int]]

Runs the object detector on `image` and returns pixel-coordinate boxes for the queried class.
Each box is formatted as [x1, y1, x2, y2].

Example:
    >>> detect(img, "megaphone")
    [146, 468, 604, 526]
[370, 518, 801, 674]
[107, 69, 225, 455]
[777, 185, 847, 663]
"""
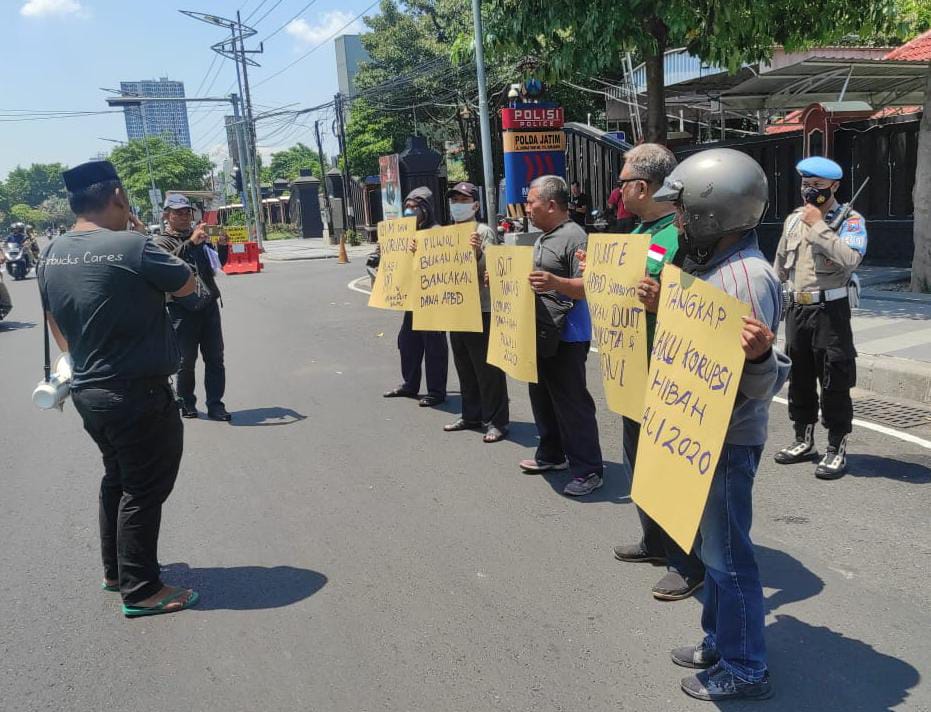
[32, 353, 73, 410]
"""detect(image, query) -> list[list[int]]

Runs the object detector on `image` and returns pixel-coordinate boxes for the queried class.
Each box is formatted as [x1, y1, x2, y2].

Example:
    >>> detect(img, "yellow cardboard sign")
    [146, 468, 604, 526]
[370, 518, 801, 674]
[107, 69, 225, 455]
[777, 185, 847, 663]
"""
[631, 264, 751, 553]
[225, 226, 248, 243]
[584, 233, 650, 419]
[368, 217, 417, 311]
[486, 245, 537, 383]
[411, 222, 483, 332]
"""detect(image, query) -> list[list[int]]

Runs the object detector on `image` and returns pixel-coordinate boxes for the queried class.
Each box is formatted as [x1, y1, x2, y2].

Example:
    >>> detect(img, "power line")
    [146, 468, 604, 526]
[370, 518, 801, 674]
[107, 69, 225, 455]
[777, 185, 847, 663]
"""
[259, 0, 319, 42]
[253, 0, 379, 88]
[243, 0, 270, 22]
[250, 0, 285, 27]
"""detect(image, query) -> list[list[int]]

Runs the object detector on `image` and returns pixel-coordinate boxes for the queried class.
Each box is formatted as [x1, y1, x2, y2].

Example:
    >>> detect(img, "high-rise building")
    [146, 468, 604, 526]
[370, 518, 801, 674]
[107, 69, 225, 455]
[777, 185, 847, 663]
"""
[334, 35, 370, 100]
[120, 77, 191, 147]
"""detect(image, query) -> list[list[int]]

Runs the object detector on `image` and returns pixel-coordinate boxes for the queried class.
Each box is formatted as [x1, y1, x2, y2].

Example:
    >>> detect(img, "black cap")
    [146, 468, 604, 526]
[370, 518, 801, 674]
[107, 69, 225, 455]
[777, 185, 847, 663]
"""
[446, 181, 478, 200]
[62, 160, 120, 193]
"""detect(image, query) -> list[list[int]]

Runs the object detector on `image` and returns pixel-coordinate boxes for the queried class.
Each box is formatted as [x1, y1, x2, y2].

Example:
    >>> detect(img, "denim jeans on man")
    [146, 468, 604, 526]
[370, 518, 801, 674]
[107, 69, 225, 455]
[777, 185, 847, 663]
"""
[72, 378, 183, 604]
[697, 444, 766, 682]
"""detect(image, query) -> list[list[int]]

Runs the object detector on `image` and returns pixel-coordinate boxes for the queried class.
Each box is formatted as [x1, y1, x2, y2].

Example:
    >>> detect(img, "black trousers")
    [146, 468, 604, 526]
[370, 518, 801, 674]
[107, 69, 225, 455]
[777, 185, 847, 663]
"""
[528, 340, 603, 478]
[398, 310, 448, 398]
[785, 299, 856, 442]
[72, 379, 183, 604]
[450, 311, 509, 429]
[623, 416, 706, 580]
[169, 300, 226, 410]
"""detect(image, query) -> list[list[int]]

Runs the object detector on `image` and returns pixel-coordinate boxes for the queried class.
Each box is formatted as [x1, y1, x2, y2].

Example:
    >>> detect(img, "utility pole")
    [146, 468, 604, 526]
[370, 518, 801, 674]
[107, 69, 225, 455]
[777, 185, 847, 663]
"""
[314, 119, 334, 238]
[470, 0, 496, 218]
[334, 93, 355, 233]
[230, 93, 256, 240]
[181, 10, 265, 248]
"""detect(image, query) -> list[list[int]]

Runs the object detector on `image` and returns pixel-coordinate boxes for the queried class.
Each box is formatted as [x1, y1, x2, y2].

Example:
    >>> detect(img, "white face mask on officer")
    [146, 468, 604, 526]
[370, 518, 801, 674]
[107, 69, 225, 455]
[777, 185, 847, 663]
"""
[449, 201, 477, 223]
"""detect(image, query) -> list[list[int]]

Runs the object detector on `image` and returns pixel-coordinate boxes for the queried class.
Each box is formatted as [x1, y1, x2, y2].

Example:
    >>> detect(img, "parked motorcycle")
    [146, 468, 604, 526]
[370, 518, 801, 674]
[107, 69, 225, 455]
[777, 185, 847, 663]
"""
[3, 240, 33, 280]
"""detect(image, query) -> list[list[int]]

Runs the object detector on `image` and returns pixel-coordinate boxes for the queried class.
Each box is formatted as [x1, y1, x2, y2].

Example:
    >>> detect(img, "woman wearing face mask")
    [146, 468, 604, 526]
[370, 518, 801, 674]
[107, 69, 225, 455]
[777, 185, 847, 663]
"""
[383, 187, 449, 407]
[442, 182, 509, 443]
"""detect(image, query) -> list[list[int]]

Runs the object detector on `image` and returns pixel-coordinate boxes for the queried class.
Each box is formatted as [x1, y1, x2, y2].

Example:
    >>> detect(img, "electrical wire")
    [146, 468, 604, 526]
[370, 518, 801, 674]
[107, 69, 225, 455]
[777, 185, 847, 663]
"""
[250, 0, 285, 27]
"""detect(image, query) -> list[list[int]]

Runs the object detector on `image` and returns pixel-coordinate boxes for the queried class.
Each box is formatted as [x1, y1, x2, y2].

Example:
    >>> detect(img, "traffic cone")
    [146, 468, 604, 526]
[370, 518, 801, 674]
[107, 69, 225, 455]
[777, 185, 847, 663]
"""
[338, 233, 350, 264]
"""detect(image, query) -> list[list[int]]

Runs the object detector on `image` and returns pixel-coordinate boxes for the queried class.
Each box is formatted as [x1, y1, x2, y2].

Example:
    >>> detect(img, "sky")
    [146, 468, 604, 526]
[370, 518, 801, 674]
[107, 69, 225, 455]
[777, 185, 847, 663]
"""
[0, 0, 375, 179]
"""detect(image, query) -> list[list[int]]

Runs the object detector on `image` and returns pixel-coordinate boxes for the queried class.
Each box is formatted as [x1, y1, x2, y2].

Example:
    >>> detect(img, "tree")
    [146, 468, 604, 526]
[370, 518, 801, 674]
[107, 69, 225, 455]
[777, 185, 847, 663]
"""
[909, 65, 931, 292]
[485, 0, 895, 142]
[109, 136, 212, 215]
[3, 163, 67, 207]
[38, 195, 74, 229]
[346, 98, 414, 178]
[9, 203, 47, 228]
[263, 143, 323, 183]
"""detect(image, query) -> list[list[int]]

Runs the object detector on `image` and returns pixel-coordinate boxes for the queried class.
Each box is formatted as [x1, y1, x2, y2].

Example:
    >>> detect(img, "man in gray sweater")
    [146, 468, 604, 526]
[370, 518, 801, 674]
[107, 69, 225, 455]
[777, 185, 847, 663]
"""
[651, 148, 791, 702]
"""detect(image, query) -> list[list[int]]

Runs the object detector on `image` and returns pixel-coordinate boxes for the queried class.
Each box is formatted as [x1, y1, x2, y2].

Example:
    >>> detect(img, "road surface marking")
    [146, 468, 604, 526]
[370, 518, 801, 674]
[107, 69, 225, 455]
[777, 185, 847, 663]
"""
[348, 276, 372, 295]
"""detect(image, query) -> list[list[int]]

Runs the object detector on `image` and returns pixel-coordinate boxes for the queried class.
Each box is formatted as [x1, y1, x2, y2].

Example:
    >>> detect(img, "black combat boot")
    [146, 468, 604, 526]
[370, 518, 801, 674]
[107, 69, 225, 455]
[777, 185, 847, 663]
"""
[815, 433, 848, 480]
[774, 423, 817, 464]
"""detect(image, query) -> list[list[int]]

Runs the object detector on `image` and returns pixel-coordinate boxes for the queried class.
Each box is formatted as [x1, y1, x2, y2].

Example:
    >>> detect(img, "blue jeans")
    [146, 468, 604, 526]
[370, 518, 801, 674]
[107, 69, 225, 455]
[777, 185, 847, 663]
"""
[697, 444, 767, 683]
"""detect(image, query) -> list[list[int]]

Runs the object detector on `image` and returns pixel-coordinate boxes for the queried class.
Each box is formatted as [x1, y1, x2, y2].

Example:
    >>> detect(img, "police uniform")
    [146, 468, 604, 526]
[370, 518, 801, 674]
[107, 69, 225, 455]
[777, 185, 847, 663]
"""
[773, 157, 867, 479]
[38, 161, 194, 605]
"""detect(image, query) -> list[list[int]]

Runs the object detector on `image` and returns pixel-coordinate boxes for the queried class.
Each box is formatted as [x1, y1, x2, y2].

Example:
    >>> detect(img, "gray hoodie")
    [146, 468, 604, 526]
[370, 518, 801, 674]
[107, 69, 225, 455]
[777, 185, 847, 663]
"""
[684, 231, 791, 446]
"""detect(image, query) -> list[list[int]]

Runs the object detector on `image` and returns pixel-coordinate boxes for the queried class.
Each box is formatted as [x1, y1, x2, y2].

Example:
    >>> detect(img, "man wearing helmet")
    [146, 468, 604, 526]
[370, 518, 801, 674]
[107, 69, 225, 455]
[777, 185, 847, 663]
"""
[773, 157, 866, 480]
[651, 148, 790, 702]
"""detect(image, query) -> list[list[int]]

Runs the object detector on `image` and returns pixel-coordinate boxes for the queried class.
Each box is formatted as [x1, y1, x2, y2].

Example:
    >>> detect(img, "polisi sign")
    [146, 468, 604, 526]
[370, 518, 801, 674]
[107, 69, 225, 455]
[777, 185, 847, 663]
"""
[501, 107, 565, 129]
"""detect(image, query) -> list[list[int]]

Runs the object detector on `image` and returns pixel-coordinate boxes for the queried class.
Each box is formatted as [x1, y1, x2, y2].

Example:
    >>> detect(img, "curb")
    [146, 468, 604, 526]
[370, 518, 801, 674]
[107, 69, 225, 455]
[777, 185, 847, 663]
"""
[857, 353, 931, 406]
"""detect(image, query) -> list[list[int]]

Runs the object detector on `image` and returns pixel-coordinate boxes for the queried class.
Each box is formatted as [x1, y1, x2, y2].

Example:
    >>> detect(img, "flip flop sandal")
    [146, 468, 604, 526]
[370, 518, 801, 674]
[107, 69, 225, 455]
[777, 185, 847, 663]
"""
[444, 419, 481, 432]
[122, 589, 199, 618]
[483, 427, 508, 443]
[102, 582, 119, 592]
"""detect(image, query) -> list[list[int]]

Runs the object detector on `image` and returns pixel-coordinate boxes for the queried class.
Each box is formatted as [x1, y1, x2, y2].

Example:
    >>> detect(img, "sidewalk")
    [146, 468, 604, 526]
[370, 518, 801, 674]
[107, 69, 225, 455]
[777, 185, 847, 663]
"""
[262, 237, 374, 262]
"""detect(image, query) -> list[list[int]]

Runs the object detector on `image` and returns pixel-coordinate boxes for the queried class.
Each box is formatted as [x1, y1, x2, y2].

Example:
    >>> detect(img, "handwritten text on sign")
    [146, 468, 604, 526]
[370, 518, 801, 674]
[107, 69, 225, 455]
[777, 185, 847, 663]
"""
[368, 217, 417, 311]
[412, 222, 482, 332]
[631, 264, 750, 552]
[486, 245, 537, 382]
[584, 233, 649, 419]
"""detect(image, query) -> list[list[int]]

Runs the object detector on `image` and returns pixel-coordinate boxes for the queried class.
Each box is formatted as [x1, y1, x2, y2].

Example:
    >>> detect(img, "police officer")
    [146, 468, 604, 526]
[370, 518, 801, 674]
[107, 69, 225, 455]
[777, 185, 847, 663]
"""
[773, 157, 867, 479]
[38, 161, 201, 617]
[155, 195, 231, 421]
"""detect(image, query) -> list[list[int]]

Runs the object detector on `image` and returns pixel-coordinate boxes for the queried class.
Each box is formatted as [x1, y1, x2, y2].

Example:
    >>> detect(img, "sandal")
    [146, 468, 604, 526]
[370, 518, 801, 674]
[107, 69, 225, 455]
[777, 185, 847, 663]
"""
[483, 427, 508, 443]
[102, 581, 119, 592]
[444, 418, 481, 432]
[122, 587, 199, 618]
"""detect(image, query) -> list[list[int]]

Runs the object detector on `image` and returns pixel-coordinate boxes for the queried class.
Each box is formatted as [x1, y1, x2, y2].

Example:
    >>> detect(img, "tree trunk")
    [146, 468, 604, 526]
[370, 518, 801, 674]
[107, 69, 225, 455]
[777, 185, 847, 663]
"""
[910, 65, 931, 293]
[643, 19, 668, 143]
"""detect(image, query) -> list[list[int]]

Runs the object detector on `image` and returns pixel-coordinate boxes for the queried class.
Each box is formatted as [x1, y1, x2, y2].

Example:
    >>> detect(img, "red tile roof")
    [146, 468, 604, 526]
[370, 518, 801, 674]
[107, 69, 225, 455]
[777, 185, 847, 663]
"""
[885, 30, 931, 61]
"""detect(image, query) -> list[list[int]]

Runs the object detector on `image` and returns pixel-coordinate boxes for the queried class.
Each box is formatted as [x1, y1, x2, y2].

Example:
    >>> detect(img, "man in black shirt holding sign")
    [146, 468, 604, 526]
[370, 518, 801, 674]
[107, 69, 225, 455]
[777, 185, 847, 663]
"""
[38, 160, 201, 617]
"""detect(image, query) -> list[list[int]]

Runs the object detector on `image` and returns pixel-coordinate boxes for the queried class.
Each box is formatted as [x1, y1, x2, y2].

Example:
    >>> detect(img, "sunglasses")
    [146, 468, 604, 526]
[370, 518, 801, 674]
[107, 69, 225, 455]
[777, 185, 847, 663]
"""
[618, 177, 651, 186]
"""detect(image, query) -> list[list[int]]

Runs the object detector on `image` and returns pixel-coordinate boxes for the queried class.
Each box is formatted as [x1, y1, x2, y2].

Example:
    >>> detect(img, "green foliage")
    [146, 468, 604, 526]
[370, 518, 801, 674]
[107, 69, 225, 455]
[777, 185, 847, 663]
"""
[344, 228, 363, 246]
[38, 195, 74, 228]
[9, 203, 46, 227]
[265, 223, 301, 240]
[895, 0, 931, 37]
[346, 98, 411, 178]
[264, 143, 323, 183]
[224, 210, 246, 226]
[109, 136, 213, 214]
[484, 0, 898, 139]
[3, 163, 66, 207]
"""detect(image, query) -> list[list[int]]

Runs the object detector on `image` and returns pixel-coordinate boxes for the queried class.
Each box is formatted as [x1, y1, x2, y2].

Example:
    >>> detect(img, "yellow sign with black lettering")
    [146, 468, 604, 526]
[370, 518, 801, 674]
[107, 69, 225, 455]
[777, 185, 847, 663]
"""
[502, 131, 566, 152]
[368, 217, 417, 311]
[584, 233, 649, 419]
[411, 222, 483, 332]
[224, 226, 248, 243]
[486, 245, 537, 382]
[632, 264, 750, 553]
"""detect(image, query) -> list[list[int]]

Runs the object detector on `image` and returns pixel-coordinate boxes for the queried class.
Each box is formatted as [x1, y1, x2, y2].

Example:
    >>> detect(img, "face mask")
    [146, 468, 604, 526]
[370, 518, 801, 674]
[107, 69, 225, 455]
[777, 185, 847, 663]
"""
[449, 203, 475, 222]
[802, 186, 832, 207]
[403, 208, 416, 217]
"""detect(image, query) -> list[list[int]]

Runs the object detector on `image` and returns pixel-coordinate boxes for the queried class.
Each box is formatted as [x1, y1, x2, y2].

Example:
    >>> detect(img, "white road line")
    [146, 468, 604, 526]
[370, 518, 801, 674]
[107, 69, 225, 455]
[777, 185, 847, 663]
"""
[348, 276, 372, 296]
[771, 395, 931, 449]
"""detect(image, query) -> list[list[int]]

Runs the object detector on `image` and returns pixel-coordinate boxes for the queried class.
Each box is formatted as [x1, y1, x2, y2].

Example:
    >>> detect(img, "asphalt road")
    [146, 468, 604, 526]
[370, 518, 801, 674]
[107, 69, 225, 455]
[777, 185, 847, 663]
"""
[1, 257, 928, 712]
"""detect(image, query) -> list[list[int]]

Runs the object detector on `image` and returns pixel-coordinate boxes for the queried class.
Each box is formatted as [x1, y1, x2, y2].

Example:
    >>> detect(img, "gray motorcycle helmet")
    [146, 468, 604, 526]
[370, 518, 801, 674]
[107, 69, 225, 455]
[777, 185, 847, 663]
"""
[653, 148, 768, 256]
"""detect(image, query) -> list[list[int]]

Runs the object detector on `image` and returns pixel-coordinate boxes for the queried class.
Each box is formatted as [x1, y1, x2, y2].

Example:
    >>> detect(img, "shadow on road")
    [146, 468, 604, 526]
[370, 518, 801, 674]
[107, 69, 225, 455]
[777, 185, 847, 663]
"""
[161, 562, 327, 610]
[757, 614, 921, 712]
[504, 420, 541, 448]
[845, 453, 931, 484]
[756, 545, 825, 613]
[0, 320, 36, 331]
[540, 460, 631, 503]
[230, 406, 307, 427]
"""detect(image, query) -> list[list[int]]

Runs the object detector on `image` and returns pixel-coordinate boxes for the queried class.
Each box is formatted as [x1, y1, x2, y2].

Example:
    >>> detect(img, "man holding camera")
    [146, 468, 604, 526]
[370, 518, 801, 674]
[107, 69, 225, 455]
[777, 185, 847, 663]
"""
[155, 195, 230, 421]
[38, 160, 200, 617]
[773, 157, 867, 480]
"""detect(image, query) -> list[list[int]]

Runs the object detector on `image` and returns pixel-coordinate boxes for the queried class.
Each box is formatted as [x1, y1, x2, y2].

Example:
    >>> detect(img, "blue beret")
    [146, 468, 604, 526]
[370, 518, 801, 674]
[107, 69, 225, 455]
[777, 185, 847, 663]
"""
[62, 160, 120, 192]
[796, 157, 843, 180]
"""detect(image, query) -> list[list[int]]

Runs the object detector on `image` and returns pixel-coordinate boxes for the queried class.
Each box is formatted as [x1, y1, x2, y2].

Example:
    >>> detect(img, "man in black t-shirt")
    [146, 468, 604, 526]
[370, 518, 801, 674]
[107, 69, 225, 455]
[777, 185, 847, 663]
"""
[38, 160, 201, 618]
[568, 181, 589, 227]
